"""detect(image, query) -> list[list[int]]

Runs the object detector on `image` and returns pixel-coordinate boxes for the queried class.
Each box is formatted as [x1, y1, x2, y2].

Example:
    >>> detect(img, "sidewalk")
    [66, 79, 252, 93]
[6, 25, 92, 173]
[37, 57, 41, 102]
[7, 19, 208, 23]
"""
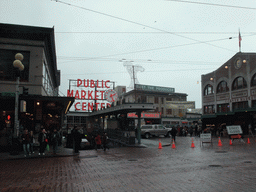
[0, 142, 149, 161]
[0, 145, 76, 161]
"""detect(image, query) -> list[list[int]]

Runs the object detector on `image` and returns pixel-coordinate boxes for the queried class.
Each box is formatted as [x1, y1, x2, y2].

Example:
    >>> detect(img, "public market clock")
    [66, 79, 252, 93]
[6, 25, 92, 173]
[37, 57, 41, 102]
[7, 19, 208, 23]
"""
[235, 58, 242, 69]
[105, 89, 118, 103]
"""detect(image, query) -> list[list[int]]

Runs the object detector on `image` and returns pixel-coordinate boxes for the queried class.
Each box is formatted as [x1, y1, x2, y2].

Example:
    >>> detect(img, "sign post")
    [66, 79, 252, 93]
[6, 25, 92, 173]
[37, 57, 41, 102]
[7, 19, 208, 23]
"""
[226, 125, 245, 143]
[200, 133, 212, 146]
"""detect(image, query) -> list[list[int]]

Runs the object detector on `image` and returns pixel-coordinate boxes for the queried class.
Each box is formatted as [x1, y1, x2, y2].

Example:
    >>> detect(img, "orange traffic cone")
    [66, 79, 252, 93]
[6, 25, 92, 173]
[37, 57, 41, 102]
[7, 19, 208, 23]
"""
[158, 139, 162, 149]
[229, 139, 233, 145]
[191, 138, 195, 148]
[247, 138, 251, 144]
[172, 140, 176, 149]
[218, 137, 222, 147]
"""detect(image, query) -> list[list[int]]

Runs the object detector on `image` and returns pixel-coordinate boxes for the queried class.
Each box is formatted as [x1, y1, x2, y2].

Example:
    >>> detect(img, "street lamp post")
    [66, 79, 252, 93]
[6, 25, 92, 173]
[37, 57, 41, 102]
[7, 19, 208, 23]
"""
[13, 53, 24, 138]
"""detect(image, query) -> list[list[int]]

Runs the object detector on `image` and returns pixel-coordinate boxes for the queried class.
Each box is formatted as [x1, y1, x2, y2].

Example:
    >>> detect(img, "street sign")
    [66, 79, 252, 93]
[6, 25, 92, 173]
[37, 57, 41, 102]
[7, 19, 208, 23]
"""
[200, 133, 212, 146]
[2, 92, 15, 97]
[226, 125, 243, 135]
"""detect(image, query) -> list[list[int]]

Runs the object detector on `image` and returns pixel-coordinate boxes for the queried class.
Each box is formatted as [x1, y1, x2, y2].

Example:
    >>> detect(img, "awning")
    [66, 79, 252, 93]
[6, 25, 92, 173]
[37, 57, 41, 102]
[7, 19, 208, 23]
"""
[201, 114, 217, 119]
[19, 95, 75, 114]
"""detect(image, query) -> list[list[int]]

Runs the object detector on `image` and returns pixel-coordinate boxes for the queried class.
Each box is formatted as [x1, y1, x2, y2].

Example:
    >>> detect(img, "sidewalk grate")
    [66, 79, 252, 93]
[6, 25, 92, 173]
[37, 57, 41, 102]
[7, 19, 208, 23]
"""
[215, 151, 228, 153]
[209, 165, 222, 168]
[244, 161, 252, 163]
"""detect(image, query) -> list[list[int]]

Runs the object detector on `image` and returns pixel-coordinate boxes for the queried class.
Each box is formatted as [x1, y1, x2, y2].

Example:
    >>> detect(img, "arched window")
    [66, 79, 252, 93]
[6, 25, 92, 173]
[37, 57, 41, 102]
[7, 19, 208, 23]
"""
[204, 84, 214, 96]
[217, 81, 229, 93]
[251, 73, 256, 87]
[232, 76, 247, 90]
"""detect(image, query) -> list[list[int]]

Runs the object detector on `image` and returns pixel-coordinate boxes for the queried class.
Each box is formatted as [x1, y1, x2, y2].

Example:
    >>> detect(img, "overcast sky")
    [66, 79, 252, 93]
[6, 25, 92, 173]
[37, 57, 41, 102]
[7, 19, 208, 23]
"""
[1, 0, 256, 108]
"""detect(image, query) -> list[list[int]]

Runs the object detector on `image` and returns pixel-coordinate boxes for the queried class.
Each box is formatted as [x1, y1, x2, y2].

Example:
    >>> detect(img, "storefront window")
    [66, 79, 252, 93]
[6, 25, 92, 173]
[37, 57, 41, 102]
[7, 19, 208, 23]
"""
[233, 101, 248, 110]
[217, 104, 230, 113]
[204, 105, 215, 114]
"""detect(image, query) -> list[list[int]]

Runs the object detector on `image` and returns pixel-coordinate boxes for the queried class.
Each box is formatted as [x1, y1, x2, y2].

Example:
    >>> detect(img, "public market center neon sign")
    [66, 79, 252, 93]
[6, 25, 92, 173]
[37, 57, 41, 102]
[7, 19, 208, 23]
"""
[67, 79, 113, 111]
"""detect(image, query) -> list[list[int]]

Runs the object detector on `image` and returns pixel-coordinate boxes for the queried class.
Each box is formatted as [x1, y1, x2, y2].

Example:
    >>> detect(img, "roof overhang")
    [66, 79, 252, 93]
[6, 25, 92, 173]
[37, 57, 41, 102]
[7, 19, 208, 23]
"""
[20, 95, 75, 114]
[89, 103, 155, 117]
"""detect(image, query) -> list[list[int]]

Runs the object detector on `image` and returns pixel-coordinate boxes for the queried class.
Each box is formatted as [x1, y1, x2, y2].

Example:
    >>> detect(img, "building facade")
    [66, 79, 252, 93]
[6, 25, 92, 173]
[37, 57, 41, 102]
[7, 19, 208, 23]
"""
[116, 84, 197, 126]
[0, 23, 74, 149]
[201, 52, 256, 134]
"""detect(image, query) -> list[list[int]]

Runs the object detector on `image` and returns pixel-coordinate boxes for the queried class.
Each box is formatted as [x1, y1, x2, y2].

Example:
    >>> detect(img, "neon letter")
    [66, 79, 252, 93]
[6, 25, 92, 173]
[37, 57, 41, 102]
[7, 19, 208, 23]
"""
[67, 90, 73, 97]
[75, 102, 80, 111]
[105, 80, 110, 88]
[81, 90, 86, 100]
[77, 79, 82, 87]
[74, 90, 80, 99]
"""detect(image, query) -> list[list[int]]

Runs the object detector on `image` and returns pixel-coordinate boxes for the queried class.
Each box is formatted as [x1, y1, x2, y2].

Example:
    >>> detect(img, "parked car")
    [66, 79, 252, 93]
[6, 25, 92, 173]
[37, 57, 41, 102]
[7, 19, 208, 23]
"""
[80, 135, 91, 149]
[140, 124, 172, 139]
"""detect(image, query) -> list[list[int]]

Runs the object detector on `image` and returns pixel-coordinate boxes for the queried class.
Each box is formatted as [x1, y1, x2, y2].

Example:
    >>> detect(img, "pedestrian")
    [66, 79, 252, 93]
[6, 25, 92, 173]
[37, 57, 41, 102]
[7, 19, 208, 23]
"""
[38, 128, 48, 156]
[194, 123, 198, 136]
[29, 131, 35, 154]
[170, 127, 177, 142]
[95, 133, 102, 150]
[102, 132, 109, 151]
[73, 126, 82, 154]
[51, 128, 60, 154]
[21, 129, 31, 157]
[188, 127, 193, 137]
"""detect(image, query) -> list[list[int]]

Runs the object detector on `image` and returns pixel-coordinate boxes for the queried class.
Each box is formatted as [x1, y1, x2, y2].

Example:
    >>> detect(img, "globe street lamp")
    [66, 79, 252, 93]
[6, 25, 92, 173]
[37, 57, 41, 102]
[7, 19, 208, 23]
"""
[13, 53, 24, 138]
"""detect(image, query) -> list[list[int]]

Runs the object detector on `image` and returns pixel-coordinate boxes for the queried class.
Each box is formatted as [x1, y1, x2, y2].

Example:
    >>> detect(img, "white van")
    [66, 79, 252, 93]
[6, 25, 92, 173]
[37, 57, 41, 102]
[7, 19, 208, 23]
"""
[140, 124, 172, 139]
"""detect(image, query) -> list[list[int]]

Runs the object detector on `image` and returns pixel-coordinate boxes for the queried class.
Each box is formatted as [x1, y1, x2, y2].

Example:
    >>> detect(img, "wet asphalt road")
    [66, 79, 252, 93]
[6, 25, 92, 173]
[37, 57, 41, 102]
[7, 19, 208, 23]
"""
[1, 136, 256, 192]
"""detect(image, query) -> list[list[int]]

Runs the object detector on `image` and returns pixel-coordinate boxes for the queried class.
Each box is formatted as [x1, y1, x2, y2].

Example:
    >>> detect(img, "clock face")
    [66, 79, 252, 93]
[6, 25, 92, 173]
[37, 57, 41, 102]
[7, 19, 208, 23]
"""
[105, 89, 118, 103]
[235, 58, 242, 69]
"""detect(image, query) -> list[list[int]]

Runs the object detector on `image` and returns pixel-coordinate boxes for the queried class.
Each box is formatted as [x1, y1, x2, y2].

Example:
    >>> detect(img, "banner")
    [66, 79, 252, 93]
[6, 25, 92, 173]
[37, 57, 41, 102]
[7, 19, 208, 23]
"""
[166, 101, 195, 109]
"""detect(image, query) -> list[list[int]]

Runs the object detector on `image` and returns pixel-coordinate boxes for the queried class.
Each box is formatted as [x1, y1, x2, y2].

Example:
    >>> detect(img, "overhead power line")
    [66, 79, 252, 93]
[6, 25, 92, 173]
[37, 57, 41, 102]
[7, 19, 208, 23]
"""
[62, 68, 216, 76]
[56, 31, 256, 34]
[53, 0, 235, 53]
[166, 0, 256, 10]
[57, 36, 238, 64]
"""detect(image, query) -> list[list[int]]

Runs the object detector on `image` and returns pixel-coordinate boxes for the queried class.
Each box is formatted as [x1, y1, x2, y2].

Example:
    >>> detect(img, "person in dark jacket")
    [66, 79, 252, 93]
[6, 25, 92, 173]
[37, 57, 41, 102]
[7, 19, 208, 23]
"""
[21, 129, 31, 157]
[38, 128, 48, 156]
[170, 127, 177, 142]
[51, 128, 60, 154]
[102, 132, 109, 151]
[73, 126, 81, 153]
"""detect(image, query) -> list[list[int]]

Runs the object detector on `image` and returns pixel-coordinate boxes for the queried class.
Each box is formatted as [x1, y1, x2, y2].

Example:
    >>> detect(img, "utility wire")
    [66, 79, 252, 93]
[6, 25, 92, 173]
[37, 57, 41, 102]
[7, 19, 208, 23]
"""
[57, 33, 256, 64]
[62, 68, 216, 76]
[57, 36, 236, 64]
[56, 31, 256, 34]
[53, 0, 236, 53]
[166, 0, 256, 10]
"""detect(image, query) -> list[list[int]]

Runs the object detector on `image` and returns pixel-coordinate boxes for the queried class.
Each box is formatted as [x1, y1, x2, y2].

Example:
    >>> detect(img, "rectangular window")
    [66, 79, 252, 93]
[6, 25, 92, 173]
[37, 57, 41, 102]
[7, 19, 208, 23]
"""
[0, 49, 30, 81]
[166, 109, 172, 114]
[217, 103, 230, 113]
[161, 97, 164, 104]
[154, 97, 159, 103]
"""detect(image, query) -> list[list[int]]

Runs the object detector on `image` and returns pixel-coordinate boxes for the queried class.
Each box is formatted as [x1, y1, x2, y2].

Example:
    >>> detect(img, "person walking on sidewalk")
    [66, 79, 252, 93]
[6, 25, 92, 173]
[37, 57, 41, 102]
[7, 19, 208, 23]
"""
[73, 126, 82, 154]
[29, 131, 35, 154]
[51, 128, 60, 154]
[38, 128, 48, 156]
[102, 132, 109, 151]
[170, 127, 177, 142]
[21, 129, 31, 157]
[95, 133, 102, 150]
